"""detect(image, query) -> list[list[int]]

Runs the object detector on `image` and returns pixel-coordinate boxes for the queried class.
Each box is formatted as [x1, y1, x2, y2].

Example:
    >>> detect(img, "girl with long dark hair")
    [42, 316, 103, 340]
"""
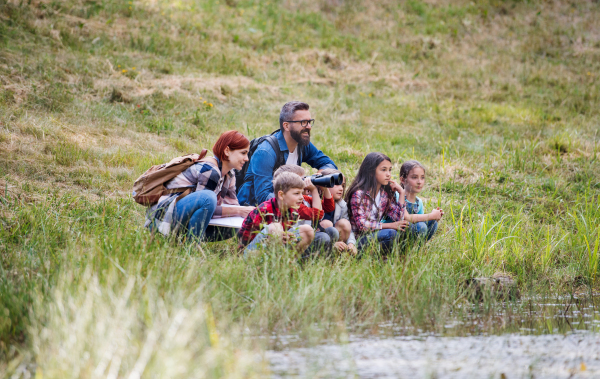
[345, 152, 408, 255]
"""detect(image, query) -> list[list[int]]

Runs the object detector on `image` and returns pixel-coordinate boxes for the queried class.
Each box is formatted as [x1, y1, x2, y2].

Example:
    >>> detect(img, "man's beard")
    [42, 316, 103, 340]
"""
[290, 128, 311, 148]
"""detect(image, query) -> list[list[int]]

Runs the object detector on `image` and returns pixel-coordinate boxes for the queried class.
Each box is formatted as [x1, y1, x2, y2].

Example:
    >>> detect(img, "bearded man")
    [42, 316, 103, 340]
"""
[237, 101, 338, 206]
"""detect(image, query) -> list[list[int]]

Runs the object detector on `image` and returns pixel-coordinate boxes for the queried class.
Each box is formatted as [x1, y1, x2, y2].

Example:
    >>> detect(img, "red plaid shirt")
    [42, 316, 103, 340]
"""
[349, 189, 405, 235]
[237, 198, 299, 248]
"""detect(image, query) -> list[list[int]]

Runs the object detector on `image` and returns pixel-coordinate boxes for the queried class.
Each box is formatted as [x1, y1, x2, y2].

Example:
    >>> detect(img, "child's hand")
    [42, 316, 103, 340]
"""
[281, 231, 298, 244]
[389, 180, 404, 194]
[429, 209, 443, 221]
[388, 220, 409, 231]
[397, 220, 409, 231]
[437, 207, 444, 218]
[347, 243, 358, 256]
[334, 241, 347, 252]
[303, 177, 316, 192]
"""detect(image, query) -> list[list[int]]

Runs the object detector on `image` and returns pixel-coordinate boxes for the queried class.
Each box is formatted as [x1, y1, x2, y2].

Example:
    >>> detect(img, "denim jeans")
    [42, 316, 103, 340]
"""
[408, 220, 438, 241]
[173, 190, 234, 242]
[244, 224, 301, 258]
[356, 229, 402, 255]
[304, 230, 336, 258]
[244, 224, 338, 259]
[405, 200, 438, 242]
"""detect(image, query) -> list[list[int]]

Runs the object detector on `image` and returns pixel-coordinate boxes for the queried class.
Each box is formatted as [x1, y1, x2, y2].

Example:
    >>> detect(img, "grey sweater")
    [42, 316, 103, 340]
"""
[331, 199, 357, 246]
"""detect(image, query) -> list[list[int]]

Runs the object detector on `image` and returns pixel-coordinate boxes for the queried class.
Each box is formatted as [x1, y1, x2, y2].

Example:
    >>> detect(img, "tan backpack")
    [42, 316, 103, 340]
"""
[132, 149, 208, 206]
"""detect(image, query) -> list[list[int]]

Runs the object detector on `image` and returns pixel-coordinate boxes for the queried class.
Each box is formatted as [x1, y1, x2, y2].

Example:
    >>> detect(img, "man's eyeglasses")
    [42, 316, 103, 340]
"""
[284, 119, 315, 128]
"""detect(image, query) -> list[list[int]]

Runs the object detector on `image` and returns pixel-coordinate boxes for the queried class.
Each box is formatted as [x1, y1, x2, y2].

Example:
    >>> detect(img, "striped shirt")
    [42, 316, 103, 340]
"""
[144, 157, 239, 236]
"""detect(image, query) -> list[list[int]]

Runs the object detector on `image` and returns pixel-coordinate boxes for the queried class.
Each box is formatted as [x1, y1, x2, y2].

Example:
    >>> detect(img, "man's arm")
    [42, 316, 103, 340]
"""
[302, 143, 337, 170]
[248, 146, 277, 205]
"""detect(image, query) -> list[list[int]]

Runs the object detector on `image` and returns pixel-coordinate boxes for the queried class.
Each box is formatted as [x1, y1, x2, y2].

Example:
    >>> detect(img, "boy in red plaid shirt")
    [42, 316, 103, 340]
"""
[238, 172, 315, 256]
[273, 165, 337, 254]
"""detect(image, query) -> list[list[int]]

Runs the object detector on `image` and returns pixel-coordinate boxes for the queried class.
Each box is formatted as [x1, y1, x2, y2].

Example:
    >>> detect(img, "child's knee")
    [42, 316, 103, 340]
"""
[299, 225, 315, 241]
[385, 229, 399, 240]
[335, 218, 351, 232]
[320, 219, 333, 229]
[414, 222, 428, 235]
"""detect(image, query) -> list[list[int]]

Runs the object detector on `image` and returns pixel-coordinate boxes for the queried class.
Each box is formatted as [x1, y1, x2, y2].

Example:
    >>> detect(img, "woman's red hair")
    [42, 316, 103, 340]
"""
[212, 130, 250, 161]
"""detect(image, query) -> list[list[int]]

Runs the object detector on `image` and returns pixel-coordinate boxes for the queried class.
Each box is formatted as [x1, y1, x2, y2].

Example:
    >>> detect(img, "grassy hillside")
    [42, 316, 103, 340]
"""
[1, 0, 599, 376]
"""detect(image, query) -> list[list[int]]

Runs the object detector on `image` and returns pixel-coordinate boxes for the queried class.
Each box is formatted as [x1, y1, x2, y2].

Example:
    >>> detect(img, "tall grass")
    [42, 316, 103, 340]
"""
[1, 0, 600, 376]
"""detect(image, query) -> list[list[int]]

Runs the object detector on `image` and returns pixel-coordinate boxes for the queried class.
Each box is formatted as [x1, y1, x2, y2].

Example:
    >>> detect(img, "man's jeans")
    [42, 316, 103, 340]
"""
[173, 191, 234, 242]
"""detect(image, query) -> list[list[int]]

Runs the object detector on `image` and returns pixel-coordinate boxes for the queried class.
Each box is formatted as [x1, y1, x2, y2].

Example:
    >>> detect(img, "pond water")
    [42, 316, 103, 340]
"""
[268, 332, 600, 378]
[267, 298, 600, 378]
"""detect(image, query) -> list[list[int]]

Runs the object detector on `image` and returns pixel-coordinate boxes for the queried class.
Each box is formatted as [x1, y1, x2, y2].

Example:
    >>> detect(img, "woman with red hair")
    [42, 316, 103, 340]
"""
[146, 130, 255, 242]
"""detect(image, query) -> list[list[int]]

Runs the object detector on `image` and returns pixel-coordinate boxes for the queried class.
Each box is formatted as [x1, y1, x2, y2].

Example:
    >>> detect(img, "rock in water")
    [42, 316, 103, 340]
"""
[465, 272, 520, 301]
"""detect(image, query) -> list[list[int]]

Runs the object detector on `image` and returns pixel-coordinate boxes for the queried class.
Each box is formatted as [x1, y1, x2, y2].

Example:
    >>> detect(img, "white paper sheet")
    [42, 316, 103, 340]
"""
[208, 217, 244, 228]
[208, 204, 246, 228]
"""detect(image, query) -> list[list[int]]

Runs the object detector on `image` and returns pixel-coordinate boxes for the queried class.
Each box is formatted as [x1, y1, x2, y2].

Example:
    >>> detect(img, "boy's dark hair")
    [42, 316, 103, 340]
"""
[399, 160, 426, 179]
[345, 152, 396, 220]
[279, 101, 309, 131]
[273, 171, 305, 195]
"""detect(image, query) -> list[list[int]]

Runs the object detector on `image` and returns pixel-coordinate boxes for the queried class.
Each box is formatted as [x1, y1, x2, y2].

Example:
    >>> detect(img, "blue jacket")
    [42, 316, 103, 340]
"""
[237, 130, 337, 206]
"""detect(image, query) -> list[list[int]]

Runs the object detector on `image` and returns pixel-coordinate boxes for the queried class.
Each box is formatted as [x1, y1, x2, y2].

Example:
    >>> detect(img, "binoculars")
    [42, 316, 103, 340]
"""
[304, 173, 344, 188]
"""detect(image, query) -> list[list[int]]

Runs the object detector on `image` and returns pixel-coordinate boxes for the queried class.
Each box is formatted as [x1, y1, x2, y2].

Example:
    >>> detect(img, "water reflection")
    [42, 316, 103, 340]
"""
[268, 332, 600, 378]
[267, 297, 600, 378]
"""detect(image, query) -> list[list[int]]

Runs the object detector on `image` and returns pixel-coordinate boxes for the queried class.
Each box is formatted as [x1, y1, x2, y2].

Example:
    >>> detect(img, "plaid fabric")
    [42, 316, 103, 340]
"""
[349, 189, 405, 235]
[237, 198, 299, 248]
[144, 157, 239, 236]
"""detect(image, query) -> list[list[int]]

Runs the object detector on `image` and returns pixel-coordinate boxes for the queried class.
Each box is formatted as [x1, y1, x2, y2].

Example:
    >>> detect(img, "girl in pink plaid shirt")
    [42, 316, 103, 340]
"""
[345, 152, 408, 256]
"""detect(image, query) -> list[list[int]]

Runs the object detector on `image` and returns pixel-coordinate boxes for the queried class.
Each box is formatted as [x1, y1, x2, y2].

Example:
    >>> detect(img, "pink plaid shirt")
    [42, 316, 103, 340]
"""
[349, 189, 405, 235]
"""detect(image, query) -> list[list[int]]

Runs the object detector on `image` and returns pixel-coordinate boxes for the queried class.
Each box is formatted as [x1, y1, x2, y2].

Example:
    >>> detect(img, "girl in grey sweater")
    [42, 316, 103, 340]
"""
[319, 169, 358, 255]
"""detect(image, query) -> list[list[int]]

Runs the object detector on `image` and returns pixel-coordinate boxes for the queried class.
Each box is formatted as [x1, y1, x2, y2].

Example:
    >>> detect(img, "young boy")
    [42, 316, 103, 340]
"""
[318, 168, 358, 255]
[238, 172, 314, 256]
[273, 165, 336, 255]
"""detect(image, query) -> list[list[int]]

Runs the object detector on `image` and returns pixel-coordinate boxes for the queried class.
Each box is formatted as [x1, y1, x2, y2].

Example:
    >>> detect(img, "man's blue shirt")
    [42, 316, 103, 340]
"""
[237, 130, 337, 206]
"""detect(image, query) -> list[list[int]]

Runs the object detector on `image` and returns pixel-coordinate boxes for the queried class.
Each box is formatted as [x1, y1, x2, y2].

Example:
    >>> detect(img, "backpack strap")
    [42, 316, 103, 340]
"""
[265, 133, 286, 174]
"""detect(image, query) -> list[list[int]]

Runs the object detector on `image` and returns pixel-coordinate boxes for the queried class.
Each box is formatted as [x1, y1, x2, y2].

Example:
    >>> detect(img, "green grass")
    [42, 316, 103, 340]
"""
[1, 0, 600, 377]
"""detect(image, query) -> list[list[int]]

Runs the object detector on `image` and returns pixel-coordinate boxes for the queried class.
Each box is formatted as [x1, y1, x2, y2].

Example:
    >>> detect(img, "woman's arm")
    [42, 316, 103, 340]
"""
[221, 205, 255, 218]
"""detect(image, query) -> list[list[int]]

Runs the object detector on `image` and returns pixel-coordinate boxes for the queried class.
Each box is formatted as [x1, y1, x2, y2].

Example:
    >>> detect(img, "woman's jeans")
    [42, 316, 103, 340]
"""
[173, 191, 234, 242]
